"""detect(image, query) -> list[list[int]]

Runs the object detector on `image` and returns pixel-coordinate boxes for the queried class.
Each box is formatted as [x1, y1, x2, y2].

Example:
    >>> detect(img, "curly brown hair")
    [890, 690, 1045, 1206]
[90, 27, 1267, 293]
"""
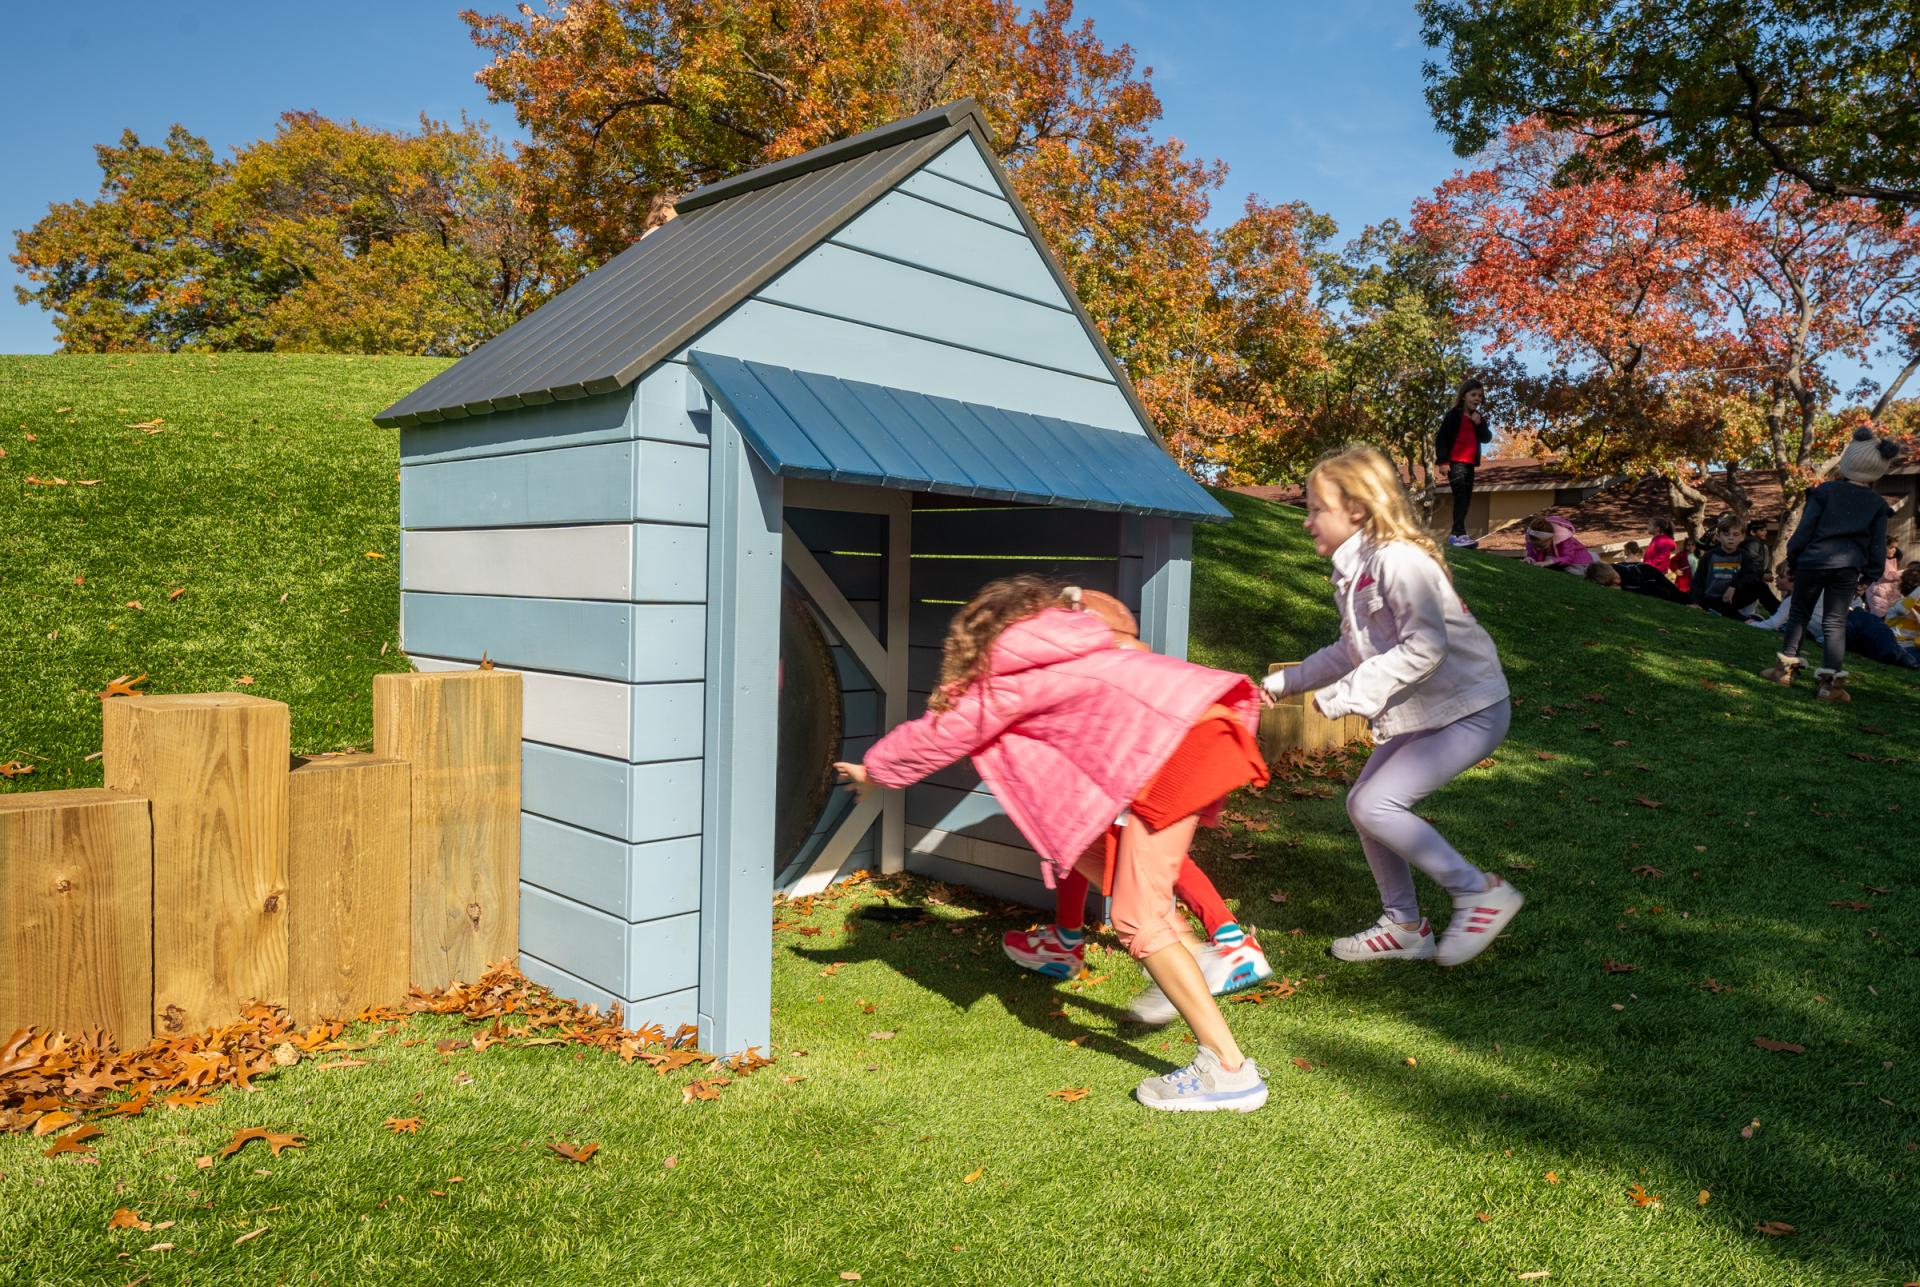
[928, 574, 1076, 713]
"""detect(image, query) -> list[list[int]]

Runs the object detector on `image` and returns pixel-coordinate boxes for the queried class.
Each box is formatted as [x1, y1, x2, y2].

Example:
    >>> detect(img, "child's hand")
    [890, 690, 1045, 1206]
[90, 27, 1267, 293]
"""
[1260, 670, 1289, 704]
[833, 761, 876, 803]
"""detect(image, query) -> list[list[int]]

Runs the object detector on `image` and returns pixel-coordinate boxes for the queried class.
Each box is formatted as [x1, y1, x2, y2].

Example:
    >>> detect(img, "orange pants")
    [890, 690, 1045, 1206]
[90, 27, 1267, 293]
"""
[1073, 705, 1268, 961]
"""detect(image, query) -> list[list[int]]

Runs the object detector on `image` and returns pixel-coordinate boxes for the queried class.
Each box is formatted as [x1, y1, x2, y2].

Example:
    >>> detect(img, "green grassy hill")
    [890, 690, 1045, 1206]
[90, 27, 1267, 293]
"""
[2, 355, 1917, 1283]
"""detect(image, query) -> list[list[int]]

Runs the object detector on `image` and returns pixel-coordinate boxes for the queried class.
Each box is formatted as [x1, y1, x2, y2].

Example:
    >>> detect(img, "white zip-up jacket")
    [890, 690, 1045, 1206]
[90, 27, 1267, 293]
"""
[1268, 533, 1509, 739]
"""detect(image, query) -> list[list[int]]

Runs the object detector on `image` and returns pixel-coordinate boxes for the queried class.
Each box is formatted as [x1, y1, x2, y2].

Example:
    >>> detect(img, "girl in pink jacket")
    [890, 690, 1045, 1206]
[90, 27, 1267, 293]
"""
[1522, 513, 1596, 572]
[1263, 445, 1525, 967]
[836, 576, 1270, 1113]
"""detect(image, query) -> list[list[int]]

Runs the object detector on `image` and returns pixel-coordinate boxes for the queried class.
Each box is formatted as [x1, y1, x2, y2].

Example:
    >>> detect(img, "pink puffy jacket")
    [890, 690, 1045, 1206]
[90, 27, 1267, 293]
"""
[863, 607, 1259, 885]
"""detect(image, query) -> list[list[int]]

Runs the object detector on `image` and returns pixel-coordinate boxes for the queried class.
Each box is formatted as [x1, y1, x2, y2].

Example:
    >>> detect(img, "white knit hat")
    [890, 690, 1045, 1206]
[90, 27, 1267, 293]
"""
[1837, 425, 1901, 484]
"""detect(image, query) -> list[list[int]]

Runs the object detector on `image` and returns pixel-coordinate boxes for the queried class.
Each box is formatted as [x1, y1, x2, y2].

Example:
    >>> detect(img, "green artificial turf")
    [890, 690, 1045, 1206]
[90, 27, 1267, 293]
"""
[3, 356, 1918, 1284]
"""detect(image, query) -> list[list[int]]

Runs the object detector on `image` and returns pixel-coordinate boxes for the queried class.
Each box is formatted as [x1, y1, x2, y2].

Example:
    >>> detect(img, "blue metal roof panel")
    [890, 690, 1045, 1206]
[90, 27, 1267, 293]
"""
[686, 352, 1228, 521]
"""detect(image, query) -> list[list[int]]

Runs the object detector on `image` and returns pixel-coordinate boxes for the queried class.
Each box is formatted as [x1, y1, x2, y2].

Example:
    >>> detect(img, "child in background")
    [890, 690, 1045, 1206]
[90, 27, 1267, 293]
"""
[1001, 589, 1274, 1021]
[1762, 425, 1902, 701]
[1643, 518, 1678, 573]
[1622, 541, 1644, 560]
[839, 577, 1271, 1111]
[1884, 564, 1920, 664]
[1584, 562, 1622, 589]
[1865, 539, 1905, 617]
[1670, 535, 1694, 595]
[1522, 514, 1596, 573]
[1264, 445, 1524, 967]
[1692, 518, 1774, 618]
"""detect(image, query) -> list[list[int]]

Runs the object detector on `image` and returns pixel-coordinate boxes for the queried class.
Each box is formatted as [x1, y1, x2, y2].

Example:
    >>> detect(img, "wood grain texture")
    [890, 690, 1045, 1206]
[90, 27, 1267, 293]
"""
[373, 670, 522, 989]
[287, 755, 410, 1024]
[101, 693, 290, 1036]
[1259, 663, 1372, 759]
[0, 789, 153, 1045]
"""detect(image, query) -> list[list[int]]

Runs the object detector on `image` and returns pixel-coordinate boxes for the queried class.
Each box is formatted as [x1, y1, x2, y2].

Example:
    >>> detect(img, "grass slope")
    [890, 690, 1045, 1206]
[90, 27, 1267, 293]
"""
[2, 357, 1918, 1284]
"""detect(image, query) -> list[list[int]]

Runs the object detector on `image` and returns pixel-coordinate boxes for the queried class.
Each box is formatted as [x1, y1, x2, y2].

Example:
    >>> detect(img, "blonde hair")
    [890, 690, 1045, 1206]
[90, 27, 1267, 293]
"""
[1308, 445, 1452, 580]
[928, 575, 1076, 713]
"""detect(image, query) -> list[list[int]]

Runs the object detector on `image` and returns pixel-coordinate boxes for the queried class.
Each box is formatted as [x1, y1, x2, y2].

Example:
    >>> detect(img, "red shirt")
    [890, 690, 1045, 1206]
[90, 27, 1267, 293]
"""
[1643, 532, 1676, 573]
[1450, 413, 1482, 464]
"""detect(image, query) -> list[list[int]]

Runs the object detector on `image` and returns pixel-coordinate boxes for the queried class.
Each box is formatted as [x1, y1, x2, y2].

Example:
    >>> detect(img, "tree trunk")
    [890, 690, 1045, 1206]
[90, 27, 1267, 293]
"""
[1667, 476, 1713, 540]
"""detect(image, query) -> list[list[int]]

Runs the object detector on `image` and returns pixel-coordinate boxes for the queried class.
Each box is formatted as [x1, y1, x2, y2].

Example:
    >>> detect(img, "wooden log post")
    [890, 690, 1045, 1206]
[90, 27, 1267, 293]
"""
[1258, 662, 1371, 762]
[102, 693, 290, 1036]
[0, 789, 154, 1046]
[288, 755, 411, 1024]
[373, 670, 521, 990]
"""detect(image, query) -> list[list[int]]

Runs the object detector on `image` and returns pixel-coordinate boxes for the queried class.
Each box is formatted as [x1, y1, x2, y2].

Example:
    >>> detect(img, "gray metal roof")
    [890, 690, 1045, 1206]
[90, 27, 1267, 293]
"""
[373, 98, 1163, 448]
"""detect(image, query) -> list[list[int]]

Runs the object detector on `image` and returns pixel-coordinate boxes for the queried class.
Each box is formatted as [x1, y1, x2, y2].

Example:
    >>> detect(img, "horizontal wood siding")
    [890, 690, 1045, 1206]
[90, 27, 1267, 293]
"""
[757, 244, 1107, 379]
[520, 885, 698, 1001]
[830, 191, 1064, 308]
[518, 953, 699, 1031]
[683, 301, 1139, 434]
[398, 364, 716, 1024]
[401, 524, 707, 602]
[400, 439, 709, 529]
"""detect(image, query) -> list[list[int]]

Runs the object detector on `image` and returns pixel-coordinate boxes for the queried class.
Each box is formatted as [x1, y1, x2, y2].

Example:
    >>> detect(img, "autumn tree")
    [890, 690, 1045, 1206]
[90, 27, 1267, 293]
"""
[13, 113, 568, 354]
[11, 126, 254, 351]
[1419, 0, 1920, 207]
[461, 0, 1328, 476]
[1419, 121, 1920, 544]
[1414, 121, 1757, 531]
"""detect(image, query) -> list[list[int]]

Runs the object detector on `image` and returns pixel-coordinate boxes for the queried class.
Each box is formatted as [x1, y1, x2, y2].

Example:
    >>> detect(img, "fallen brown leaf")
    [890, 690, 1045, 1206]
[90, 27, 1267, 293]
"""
[1603, 959, 1638, 974]
[42, 1124, 103, 1158]
[233, 1226, 267, 1246]
[218, 1128, 305, 1159]
[962, 1167, 983, 1184]
[107, 1207, 151, 1231]
[1292, 1057, 1314, 1072]
[1753, 1037, 1805, 1054]
[547, 1140, 600, 1163]
[382, 1117, 420, 1135]
[1048, 1087, 1091, 1102]
[1753, 1221, 1796, 1236]
[1626, 1183, 1661, 1207]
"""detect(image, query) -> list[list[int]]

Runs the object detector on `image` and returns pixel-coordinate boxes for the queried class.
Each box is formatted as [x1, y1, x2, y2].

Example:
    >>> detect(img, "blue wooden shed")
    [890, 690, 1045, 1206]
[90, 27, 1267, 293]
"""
[375, 98, 1229, 1053]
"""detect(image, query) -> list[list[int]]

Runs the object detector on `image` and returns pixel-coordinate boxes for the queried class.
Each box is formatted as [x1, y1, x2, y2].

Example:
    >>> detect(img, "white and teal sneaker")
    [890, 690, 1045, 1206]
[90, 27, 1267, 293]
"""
[1126, 938, 1275, 1026]
[1002, 926, 1083, 980]
[1136, 1046, 1267, 1113]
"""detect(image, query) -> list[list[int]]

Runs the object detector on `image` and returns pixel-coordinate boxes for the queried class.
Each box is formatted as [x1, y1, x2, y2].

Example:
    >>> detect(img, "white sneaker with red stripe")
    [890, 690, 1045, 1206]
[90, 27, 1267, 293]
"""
[1435, 876, 1525, 967]
[1328, 914, 1435, 962]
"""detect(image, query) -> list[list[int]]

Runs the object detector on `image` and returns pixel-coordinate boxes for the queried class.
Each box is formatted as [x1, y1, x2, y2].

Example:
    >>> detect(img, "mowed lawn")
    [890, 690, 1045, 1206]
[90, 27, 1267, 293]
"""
[2, 355, 1918, 1285]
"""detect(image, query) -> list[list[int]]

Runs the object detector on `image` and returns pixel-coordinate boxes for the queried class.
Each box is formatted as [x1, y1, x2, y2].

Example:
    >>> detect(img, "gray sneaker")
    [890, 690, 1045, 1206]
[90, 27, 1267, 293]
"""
[1136, 1045, 1267, 1113]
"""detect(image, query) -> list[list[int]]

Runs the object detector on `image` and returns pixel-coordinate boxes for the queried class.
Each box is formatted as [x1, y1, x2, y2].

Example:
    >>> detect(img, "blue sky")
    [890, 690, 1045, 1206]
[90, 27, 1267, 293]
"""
[0, 1, 1898, 395]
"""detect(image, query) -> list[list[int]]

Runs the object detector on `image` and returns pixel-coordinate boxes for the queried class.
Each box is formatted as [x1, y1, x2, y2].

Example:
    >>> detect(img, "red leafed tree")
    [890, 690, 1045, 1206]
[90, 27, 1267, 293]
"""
[1416, 120, 1920, 538]
[461, 0, 1326, 478]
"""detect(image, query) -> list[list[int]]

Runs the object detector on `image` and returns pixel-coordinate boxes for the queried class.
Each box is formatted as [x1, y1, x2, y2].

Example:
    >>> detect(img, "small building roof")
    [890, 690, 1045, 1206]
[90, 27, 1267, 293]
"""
[374, 99, 1159, 444]
[691, 352, 1228, 520]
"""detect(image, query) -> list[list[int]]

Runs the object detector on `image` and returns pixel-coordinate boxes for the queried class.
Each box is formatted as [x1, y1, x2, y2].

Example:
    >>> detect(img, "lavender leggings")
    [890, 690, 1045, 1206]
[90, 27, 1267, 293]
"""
[1345, 700, 1511, 923]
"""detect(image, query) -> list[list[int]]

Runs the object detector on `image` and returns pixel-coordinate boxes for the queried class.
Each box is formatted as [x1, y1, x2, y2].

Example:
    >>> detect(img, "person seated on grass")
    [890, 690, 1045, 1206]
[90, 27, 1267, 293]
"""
[1865, 539, 1906, 617]
[1746, 564, 1799, 631]
[1522, 514, 1596, 573]
[1001, 589, 1273, 1023]
[1613, 557, 1691, 604]
[839, 575, 1271, 1113]
[1670, 534, 1694, 595]
[1691, 518, 1775, 619]
[1884, 564, 1920, 665]
[1584, 562, 1622, 589]
[1643, 517, 1678, 573]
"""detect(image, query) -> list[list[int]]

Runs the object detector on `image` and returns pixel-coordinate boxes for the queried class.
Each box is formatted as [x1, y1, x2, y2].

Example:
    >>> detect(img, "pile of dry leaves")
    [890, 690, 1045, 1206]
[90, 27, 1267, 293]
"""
[3, 960, 774, 1162]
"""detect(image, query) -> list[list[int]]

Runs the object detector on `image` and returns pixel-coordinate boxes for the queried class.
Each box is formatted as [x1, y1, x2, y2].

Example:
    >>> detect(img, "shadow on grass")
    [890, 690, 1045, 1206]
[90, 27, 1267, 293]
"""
[790, 912, 1177, 1077]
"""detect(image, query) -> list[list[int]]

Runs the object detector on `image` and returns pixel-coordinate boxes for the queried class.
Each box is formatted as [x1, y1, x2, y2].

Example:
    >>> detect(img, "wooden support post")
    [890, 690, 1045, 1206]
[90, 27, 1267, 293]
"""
[373, 670, 521, 990]
[288, 755, 411, 1024]
[1258, 663, 1371, 760]
[0, 789, 153, 1046]
[102, 693, 290, 1036]
[1138, 516, 1193, 659]
[698, 408, 781, 1054]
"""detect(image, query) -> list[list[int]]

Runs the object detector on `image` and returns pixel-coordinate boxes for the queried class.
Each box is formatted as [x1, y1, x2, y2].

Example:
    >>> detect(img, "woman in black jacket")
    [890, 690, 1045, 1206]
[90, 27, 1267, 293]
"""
[1436, 379, 1492, 547]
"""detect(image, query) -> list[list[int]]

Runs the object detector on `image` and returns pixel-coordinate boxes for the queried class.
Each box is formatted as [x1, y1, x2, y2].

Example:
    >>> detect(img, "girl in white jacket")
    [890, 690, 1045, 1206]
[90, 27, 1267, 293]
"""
[1263, 445, 1524, 966]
